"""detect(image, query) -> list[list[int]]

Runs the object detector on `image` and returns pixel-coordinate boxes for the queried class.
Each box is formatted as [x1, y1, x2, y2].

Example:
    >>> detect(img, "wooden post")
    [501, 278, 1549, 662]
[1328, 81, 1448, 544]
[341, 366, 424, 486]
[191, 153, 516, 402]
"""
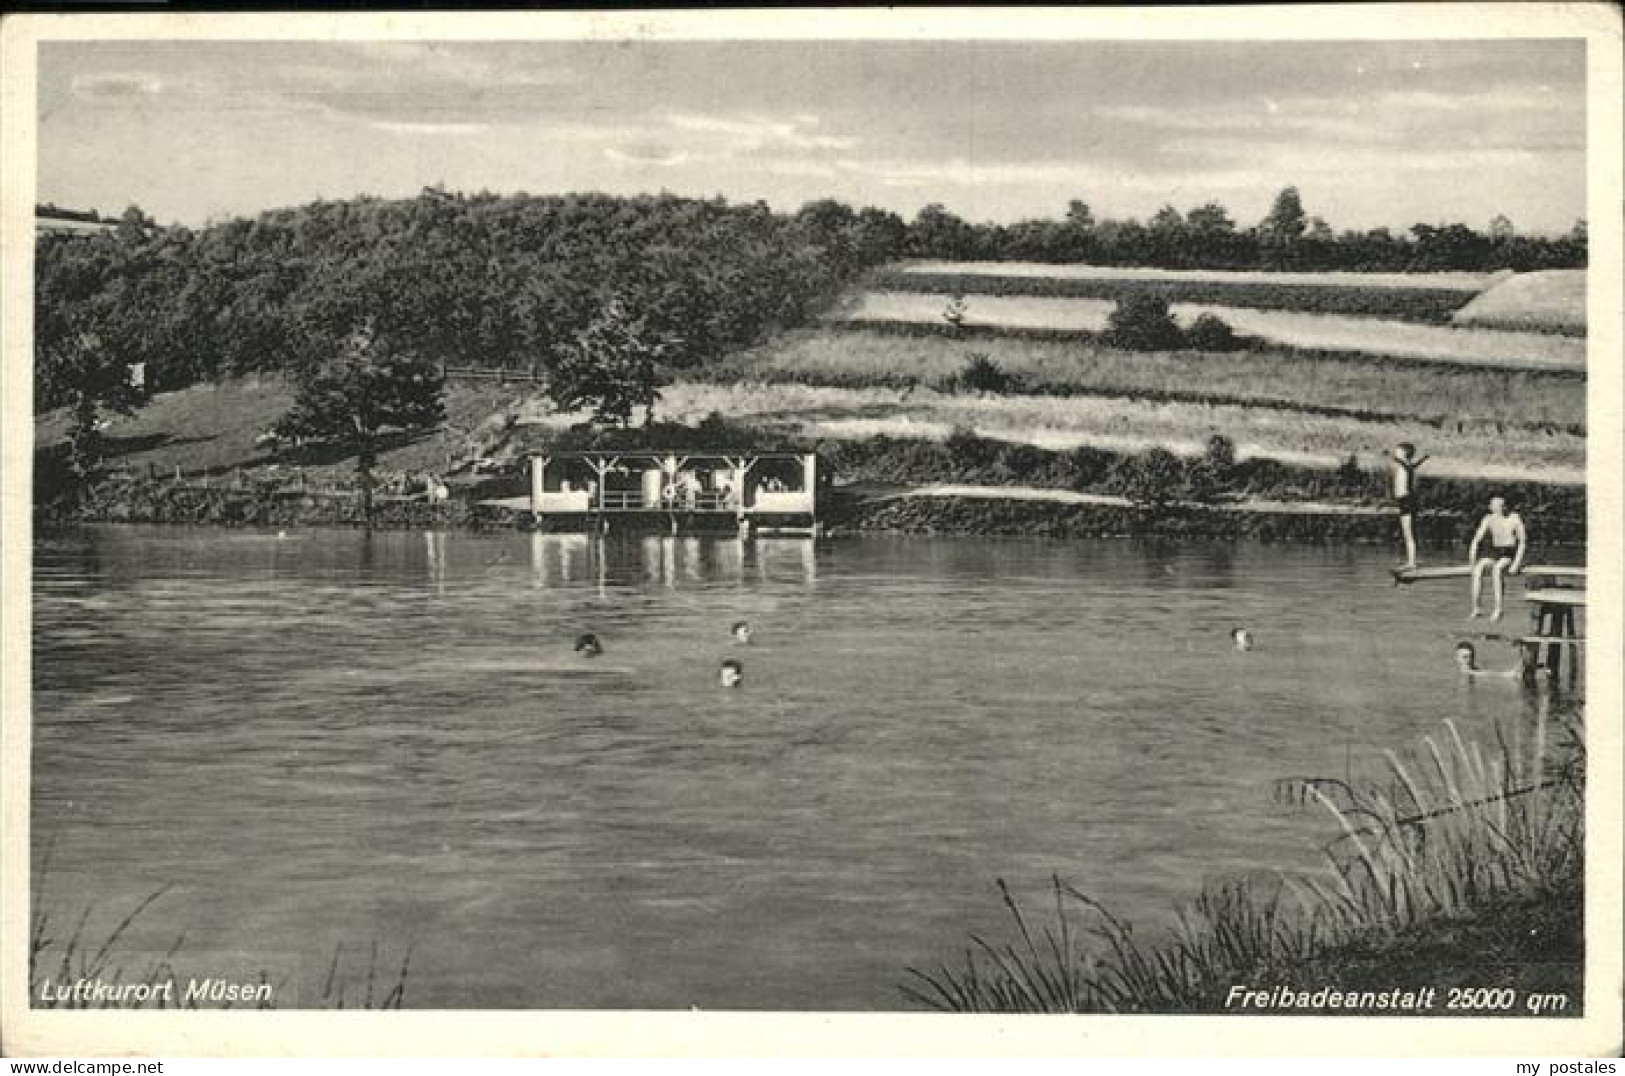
[1546, 605, 1562, 682]
[804, 453, 818, 537]
[531, 455, 546, 526]
[1552, 605, 1576, 683]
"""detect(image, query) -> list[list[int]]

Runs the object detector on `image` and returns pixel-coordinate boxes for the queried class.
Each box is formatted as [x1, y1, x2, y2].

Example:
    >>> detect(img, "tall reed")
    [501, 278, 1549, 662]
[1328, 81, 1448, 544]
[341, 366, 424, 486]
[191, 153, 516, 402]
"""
[904, 707, 1584, 1012]
[29, 869, 413, 1010]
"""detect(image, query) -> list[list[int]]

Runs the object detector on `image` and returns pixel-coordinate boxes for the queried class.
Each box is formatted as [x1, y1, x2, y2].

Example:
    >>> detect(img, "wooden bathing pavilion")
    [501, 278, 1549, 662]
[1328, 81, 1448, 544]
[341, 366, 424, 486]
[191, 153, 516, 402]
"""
[529, 449, 822, 537]
[1393, 564, 1586, 685]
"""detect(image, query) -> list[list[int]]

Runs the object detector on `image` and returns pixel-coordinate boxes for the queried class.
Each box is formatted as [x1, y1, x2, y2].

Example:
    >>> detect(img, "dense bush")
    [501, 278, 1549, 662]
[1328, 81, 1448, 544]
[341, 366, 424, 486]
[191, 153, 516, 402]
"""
[945, 425, 1000, 469]
[1066, 446, 1118, 491]
[838, 494, 1585, 546]
[1336, 453, 1366, 491]
[1184, 433, 1238, 503]
[1202, 433, 1238, 475]
[1113, 446, 1187, 506]
[1184, 313, 1243, 352]
[944, 352, 1021, 394]
[1103, 295, 1186, 352]
[1102, 298, 1241, 354]
[824, 429, 1584, 521]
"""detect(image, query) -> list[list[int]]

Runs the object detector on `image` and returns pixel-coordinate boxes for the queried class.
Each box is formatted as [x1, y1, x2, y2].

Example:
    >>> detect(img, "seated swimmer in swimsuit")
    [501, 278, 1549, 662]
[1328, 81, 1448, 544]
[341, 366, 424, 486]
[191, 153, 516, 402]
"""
[1467, 496, 1527, 621]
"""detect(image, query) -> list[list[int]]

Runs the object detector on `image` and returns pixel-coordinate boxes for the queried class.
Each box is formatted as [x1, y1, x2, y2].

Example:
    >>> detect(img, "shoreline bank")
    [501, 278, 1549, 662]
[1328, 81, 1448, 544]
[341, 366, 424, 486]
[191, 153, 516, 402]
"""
[831, 493, 1586, 545]
[35, 478, 1588, 547]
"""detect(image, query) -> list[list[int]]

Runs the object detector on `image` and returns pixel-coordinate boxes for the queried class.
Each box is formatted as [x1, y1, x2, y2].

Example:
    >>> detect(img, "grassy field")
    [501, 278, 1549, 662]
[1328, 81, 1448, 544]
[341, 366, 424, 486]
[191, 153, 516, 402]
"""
[870, 265, 1485, 324]
[36, 377, 527, 486]
[1452, 270, 1587, 335]
[719, 328, 1586, 434]
[687, 328, 1585, 484]
[830, 291, 1587, 372]
[592, 381, 1585, 484]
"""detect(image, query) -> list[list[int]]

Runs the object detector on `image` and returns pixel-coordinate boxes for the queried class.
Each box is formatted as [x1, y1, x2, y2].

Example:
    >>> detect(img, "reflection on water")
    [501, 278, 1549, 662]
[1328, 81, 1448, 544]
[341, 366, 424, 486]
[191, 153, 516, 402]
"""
[526, 534, 818, 593]
[30, 526, 1577, 1009]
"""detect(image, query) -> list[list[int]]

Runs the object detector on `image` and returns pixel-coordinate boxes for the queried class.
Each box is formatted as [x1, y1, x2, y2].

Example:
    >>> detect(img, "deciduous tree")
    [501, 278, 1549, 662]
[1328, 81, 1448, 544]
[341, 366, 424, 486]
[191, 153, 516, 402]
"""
[546, 298, 672, 428]
[274, 322, 446, 520]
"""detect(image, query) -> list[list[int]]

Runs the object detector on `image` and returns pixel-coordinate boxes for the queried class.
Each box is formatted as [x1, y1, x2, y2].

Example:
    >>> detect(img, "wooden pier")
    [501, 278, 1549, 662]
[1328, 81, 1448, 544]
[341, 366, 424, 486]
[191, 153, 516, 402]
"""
[1394, 564, 1585, 685]
[529, 449, 822, 537]
[1521, 581, 1585, 686]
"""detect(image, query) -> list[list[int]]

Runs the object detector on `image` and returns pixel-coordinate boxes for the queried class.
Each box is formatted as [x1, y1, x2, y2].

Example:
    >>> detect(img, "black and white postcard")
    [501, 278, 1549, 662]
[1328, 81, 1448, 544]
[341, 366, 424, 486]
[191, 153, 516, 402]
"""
[2, 6, 1620, 1058]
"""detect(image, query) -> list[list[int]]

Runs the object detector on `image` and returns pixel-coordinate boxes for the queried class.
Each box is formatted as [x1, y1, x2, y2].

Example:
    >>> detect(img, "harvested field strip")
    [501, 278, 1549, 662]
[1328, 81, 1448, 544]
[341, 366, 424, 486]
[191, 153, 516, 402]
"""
[896, 260, 1493, 291]
[1452, 270, 1586, 336]
[831, 291, 1587, 372]
[516, 382, 1586, 484]
[728, 328, 1586, 434]
[868, 269, 1474, 323]
[706, 364, 1579, 436]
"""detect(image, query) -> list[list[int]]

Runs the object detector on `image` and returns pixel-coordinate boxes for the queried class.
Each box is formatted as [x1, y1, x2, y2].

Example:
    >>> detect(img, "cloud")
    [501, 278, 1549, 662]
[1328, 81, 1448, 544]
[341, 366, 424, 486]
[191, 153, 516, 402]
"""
[833, 156, 1144, 191]
[370, 120, 489, 136]
[605, 144, 691, 167]
[760, 159, 840, 179]
[234, 42, 580, 130]
[1094, 83, 1581, 151]
[663, 111, 856, 152]
[334, 41, 575, 90]
[1238, 143, 1577, 178]
[71, 72, 165, 99]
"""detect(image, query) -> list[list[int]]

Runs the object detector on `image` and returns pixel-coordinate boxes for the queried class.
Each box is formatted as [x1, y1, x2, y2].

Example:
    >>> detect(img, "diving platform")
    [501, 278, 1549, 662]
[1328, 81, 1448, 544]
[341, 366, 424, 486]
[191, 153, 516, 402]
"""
[1523, 584, 1585, 686]
[1392, 563, 1585, 685]
[529, 449, 822, 536]
[1390, 564, 1586, 585]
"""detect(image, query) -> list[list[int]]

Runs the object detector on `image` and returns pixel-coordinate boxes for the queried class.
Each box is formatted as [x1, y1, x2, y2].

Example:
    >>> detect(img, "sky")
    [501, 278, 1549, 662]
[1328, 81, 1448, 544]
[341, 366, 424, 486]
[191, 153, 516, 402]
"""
[36, 37, 1588, 234]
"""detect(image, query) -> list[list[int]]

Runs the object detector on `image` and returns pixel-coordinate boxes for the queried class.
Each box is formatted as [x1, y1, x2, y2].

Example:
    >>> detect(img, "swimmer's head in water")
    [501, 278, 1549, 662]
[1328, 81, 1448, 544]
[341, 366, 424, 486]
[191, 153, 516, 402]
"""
[720, 659, 743, 688]
[1454, 641, 1477, 671]
[731, 620, 752, 644]
[1231, 627, 1253, 651]
[574, 632, 602, 657]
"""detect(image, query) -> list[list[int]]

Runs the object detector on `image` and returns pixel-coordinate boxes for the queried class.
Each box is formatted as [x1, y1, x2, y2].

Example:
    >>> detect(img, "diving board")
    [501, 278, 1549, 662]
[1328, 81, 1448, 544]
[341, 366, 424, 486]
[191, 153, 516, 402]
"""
[1389, 560, 1585, 686]
[1390, 564, 1586, 585]
[1522, 588, 1587, 607]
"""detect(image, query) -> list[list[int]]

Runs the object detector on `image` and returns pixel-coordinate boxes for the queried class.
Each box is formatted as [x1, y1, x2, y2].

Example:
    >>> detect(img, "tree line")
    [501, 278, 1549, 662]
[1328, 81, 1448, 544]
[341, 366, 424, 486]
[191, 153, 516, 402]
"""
[35, 190, 907, 405]
[906, 188, 1587, 273]
[36, 185, 1586, 413]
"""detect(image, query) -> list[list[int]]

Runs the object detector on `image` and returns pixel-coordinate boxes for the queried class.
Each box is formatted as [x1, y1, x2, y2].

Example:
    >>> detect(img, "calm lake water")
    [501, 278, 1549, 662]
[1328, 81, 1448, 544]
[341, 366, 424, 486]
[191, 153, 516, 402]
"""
[30, 526, 1572, 1009]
